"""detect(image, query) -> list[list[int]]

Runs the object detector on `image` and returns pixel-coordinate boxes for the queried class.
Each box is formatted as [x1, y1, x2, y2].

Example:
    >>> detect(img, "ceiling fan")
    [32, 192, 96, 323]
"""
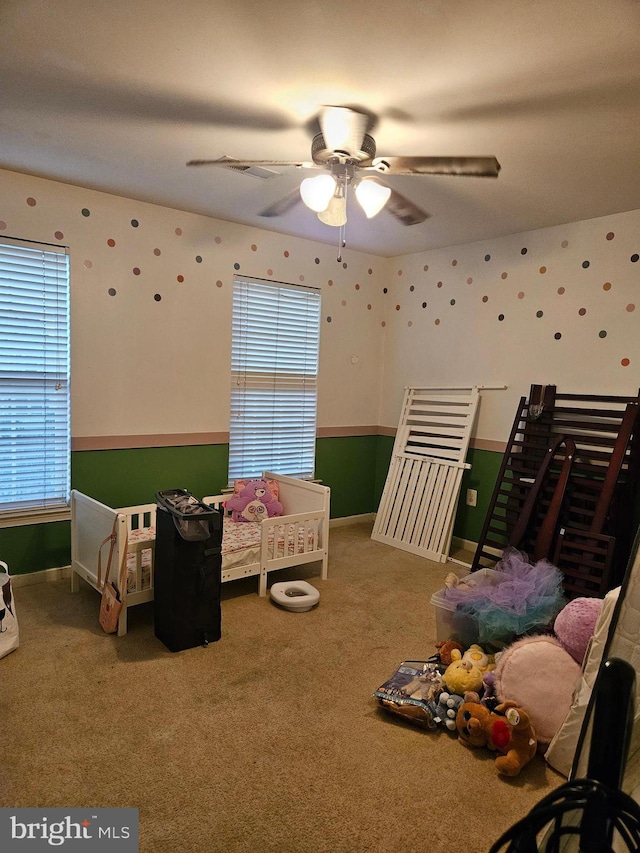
[187, 105, 501, 228]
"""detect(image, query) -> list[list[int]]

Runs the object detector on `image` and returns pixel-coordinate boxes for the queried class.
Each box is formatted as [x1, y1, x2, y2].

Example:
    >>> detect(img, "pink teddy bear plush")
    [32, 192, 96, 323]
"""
[226, 479, 283, 523]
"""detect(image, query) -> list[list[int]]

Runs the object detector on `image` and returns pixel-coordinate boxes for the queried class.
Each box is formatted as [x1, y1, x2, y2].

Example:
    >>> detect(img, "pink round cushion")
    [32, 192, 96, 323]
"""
[493, 635, 581, 745]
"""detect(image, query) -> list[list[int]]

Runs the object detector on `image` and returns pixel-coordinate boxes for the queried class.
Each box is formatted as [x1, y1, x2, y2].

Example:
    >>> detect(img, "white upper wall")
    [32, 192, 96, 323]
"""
[3, 167, 639, 447]
[0, 168, 389, 439]
[380, 208, 640, 442]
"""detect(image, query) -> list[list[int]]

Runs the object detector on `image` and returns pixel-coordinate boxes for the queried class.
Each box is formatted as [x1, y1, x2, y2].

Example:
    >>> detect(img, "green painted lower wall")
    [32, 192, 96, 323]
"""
[0, 521, 71, 577]
[315, 435, 379, 518]
[71, 444, 231, 508]
[455, 447, 503, 544]
[369, 438, 503, 545]
[374, 435, 394, 507]
[0, 437, 503, 575]
[1, 444, 232, 576]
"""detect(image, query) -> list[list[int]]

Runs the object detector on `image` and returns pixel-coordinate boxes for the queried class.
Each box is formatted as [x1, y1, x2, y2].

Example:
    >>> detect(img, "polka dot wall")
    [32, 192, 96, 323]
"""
[383, 228, 640, 367]
[378, 209, 640, 437]
[2, 168, 639, 443]
[0, 168, 386, 437]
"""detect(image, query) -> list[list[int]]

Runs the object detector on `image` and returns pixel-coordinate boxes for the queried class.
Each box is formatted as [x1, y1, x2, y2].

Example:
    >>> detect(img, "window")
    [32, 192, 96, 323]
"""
[229, 277, 321, 481]
[0, 237, 70, 524]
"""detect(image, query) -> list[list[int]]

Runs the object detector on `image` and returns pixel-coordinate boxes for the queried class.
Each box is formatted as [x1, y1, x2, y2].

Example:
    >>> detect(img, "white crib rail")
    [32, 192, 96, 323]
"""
[372, 386, 480, 562]
[259, 509, 327, 596]
[117, 502, 156, 598]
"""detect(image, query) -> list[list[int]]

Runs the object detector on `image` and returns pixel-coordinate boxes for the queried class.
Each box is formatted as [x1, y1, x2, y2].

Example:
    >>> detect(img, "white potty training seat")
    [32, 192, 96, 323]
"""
[270, 580, 320, 612]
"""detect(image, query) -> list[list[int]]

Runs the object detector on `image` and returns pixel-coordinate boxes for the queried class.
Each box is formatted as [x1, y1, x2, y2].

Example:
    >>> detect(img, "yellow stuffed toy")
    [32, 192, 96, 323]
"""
[461, 644, 495, 673]
[442, 652, 484, 695]
[441, 645, 494, 695]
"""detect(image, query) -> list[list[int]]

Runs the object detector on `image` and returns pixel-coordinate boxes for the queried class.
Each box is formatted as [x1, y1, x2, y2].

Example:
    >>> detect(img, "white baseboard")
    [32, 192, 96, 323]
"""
[447, 537, 474, 569]
[10, 565, 71, 587]
[330, 513, 376, 528]
[450, 536, 478, 554]
[451, 536, 502, 559]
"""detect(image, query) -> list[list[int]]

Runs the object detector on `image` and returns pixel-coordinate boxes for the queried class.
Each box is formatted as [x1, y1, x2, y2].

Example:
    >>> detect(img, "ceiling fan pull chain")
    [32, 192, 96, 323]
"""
[337, 176, 348, 261]
[342, 179, 348, 255]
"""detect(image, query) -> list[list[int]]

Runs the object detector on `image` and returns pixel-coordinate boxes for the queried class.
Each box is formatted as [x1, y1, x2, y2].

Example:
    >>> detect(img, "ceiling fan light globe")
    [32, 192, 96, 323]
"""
[355, 179, 391, 218]
[317, 195, 347, 227]
[300, 174, 336, 212]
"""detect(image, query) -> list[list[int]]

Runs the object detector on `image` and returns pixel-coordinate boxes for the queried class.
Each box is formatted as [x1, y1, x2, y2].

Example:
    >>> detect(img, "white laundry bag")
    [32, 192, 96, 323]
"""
[0, 561, 19, 659]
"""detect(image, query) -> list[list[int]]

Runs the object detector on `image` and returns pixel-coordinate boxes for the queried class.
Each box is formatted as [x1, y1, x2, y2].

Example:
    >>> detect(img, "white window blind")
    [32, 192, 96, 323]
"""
[230, 277, 321, 481]
[0, 237, 70, 521]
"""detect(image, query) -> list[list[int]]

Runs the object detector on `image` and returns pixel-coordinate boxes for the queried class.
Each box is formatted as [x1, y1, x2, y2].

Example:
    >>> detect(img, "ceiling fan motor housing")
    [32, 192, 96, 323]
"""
[186, 106, 498, 226]
[311, 132, 377, 166]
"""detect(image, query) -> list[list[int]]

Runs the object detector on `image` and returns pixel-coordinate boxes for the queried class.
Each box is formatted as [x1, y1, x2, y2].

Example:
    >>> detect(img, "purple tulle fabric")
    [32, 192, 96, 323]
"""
[442, 547, 565, 644]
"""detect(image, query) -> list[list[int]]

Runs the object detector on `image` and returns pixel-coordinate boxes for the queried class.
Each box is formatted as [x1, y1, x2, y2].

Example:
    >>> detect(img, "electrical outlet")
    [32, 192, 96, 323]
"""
[466, 488, 478, 507]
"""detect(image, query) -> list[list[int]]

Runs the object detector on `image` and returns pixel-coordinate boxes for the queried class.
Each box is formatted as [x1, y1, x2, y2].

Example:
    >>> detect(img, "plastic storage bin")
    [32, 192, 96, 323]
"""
[431, 568, 501, 647]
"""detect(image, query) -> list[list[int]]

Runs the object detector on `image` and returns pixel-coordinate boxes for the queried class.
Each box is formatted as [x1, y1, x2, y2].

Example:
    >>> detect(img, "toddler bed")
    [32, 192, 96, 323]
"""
[70, 472, 330, 636]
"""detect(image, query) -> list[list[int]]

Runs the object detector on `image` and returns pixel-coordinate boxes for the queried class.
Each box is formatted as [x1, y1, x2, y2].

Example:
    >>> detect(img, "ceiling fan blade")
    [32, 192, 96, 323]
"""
[187, 156, 316, 169]
[370, 155, 501, 177]
[0, 63, 295, 131]
[384, 186, 431, 226]
[259, 188, 302, 218]
[319, 106, 369, 154]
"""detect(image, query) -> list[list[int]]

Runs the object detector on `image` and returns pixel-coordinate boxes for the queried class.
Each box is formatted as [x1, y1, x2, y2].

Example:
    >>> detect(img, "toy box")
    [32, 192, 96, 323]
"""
[431, 568, 501, 647]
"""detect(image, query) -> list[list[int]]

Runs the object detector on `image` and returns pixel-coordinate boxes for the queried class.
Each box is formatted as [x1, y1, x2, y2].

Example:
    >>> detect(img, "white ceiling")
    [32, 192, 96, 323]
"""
[1, 0, 639, 257]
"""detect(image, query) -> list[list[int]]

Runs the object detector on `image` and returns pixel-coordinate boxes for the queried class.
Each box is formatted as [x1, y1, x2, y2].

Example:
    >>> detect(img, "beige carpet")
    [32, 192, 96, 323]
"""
[2, 521, 563, 852]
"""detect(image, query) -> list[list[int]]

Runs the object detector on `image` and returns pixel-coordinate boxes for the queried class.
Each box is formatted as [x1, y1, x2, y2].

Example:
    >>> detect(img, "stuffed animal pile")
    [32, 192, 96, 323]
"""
[374, 641, 539, 777]
[491, 596, 603, 746]
[456, 699, 537, 776]
[375, 574, 603, 779]
[435, 643, 537, 776]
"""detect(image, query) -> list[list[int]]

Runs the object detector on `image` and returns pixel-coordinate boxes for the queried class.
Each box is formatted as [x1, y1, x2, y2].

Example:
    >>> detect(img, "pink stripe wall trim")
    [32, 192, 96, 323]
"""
[72, 430, 507, 452]
[350, 427, 507, 452]
[316, 425, 379, 438]
[72, 433, 230, 450]
[338, 426, 507, 453]
[471, 437, 508, 452]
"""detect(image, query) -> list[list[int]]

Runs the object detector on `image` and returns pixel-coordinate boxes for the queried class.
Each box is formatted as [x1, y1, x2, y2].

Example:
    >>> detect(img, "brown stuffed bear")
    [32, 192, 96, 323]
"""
[435, 639, 465, 666]
[455, 699, 537, 777]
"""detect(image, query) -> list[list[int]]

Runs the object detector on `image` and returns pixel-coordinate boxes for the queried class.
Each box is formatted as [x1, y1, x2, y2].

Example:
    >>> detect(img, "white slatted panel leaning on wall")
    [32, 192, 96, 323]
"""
[372, 386, 480, 562]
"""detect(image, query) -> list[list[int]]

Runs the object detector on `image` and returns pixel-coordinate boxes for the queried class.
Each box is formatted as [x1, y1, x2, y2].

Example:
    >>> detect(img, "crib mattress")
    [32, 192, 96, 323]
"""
[126, 526, 154, 592]
[224, 518, 316, 562]
[124, 518, 315, 593]
[223, 520, 262, 568]
[123, 523, 257, 592]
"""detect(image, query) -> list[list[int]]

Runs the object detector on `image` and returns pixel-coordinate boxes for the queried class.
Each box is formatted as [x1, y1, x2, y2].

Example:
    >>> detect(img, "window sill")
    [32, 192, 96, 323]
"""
[0, 506, 71, 528]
